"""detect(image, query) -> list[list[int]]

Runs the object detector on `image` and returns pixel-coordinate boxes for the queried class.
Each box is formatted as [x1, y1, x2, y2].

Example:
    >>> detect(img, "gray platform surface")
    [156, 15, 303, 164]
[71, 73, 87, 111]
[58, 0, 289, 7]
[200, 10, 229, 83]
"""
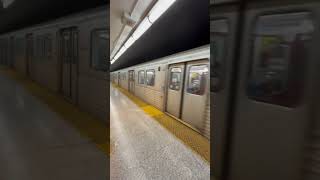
[0, 74, 108, 180]
[110, 85, 210, 180]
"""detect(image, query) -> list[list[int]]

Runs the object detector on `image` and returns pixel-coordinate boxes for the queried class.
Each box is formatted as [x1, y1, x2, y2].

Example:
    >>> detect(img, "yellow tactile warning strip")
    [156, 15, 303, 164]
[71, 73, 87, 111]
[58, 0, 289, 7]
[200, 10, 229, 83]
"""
[0, 68, 109, 156]
[112, 83, 210, 163]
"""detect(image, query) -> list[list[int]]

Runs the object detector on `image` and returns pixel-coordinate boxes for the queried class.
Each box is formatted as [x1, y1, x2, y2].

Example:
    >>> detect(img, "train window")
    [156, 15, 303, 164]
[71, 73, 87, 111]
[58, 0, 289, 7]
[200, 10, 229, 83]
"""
[211, 19, 228, 92]
[146, 69, 155, 86]
[91, 29, 108, 71]
[247, 12, 314, 107]
[187, 65, 209, 95]
[169, 67, 182, 91]
[138, 70, 145, 84]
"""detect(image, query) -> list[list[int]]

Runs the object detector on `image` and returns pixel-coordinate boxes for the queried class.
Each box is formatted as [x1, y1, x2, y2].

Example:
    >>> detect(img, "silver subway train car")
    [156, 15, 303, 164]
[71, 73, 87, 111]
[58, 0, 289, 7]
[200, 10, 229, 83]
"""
[212, 0, 320, 180]
[0, 6, 109, 122]
[111, 45, 210, 139]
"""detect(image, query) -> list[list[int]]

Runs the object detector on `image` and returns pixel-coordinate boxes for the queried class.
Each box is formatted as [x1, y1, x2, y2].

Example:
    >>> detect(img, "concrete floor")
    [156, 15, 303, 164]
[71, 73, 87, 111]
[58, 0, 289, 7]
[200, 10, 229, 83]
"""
[0, 74, 108, 180]
[110, 85, 210, 180]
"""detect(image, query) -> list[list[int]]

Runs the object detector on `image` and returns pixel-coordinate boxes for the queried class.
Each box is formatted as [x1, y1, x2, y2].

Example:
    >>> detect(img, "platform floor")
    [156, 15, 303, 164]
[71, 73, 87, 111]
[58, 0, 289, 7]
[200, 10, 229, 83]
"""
[110, 85, 210, 179]
[0, 73, 107, 180]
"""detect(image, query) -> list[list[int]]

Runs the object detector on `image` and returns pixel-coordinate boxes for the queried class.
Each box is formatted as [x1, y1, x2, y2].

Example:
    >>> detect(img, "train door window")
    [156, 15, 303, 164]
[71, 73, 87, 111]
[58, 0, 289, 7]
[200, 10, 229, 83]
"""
[91, 29, 108, 71]
[72, 31, 78, 64]
[146, 69, 155, 86]
[129, 71, 134, 81]
[45, 34, 52, 58]
[247, 12, 314, 107]
[42, 37, 45, 57]
[36, 37, 41, 58]
[169, 67, 182, 91]
[211, 19, 229, 92]
[187, 65, 209, 95]
[138, 70, 145, 84]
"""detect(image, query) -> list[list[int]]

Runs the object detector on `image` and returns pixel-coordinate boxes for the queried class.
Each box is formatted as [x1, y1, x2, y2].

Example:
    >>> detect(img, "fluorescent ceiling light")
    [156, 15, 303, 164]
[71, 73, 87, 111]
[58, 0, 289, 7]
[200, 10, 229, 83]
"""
[118, 46, 127, 56]
[110, 0, 176, 63]
[148, 0, 176, 23]
[132, 18, 152, 40]
[111, 59, 116, 64]
[124, 36, 136, 49]
[1, 0, 15, 8]
[114, 53, 120, 60]
[114, 45, 127, 60]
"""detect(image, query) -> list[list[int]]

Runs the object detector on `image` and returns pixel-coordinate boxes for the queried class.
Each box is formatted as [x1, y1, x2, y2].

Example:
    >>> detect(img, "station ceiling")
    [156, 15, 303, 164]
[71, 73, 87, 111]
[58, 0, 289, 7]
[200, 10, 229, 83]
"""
[0, 0, 109, 34]
[110, 0, 209, 71]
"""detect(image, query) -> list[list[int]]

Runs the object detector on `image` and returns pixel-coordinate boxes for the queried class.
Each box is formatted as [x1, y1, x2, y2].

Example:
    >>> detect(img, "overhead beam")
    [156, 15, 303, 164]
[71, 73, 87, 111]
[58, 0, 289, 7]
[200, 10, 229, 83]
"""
[1, 0, 15, 8]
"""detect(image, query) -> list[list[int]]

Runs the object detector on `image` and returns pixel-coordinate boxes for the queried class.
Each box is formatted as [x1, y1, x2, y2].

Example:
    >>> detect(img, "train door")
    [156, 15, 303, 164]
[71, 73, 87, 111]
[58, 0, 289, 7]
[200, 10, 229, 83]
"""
[166, 60, 209, 130]
[228, 6, 316, 180]
[117, 72, 120, 85]
[60, 27, 78, 103]
[4, 40, 8, 66]
[26, 33, 33, 77]
[166, 63, 185, 118]
[128, 70, 135, 93]
[211, 3, 240, 178]
[181, 60, 209, 130]
[9, 36, 14, 68]
[0, 40, 8, 66]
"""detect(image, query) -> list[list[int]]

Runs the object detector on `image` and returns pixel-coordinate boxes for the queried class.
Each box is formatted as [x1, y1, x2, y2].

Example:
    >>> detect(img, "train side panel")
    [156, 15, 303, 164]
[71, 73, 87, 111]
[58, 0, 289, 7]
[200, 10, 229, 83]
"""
[77, 13, 108, 122]
[31, 28, 59, 92]
[13, 36, 26, 75]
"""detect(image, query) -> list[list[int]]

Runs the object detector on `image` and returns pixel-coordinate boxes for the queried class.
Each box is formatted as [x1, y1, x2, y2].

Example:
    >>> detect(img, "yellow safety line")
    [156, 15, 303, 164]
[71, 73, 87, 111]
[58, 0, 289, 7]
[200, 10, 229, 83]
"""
[0, 68, 109, 156]
[112, 83, 210, 163]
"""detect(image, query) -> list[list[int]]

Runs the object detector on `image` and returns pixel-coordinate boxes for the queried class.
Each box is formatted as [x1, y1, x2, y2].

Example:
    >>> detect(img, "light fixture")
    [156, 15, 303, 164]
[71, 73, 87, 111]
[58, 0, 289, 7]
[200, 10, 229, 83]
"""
[132, 18, 152, 40]
[114, 53, 120, 61]
[148, 0, 176, 23]
[114, 45, 127, 61]
[124, 36, 136, 49]
[111, 58, 116, 64]
[119, 46, 127, 56]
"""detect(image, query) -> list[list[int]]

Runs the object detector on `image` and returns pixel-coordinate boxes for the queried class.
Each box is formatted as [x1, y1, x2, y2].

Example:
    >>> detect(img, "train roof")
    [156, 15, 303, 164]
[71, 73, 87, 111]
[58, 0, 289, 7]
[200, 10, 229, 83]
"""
[112, 44, 210, 73]
[0, 5, 108, 38]
[211, 0, 239, 5]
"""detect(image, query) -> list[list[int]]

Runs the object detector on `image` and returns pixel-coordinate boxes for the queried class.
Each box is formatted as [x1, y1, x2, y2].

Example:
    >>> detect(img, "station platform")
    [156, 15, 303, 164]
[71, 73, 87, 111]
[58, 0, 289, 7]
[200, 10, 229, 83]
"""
[0, 68, 108, 180]
[110, 84, 210, 179]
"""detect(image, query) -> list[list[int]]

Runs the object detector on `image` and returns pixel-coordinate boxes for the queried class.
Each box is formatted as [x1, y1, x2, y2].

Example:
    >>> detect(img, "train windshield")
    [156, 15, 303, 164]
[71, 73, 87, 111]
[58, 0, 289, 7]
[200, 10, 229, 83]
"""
[247, 12, 314, 107]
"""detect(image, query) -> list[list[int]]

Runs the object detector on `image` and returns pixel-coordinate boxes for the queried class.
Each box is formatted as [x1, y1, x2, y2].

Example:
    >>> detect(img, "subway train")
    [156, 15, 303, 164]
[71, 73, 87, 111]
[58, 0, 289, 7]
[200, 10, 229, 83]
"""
[211, 0, 320, 180]
[111, 45, 210, 139]
[0, 6, 108, 122]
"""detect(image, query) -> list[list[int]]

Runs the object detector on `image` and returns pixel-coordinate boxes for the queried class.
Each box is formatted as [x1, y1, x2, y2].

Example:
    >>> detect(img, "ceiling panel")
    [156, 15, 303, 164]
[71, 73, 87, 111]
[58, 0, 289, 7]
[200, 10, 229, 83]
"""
[0, 0, 109, 34]
[110, 0, 209, 71]
[110, 0, 154, 57]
